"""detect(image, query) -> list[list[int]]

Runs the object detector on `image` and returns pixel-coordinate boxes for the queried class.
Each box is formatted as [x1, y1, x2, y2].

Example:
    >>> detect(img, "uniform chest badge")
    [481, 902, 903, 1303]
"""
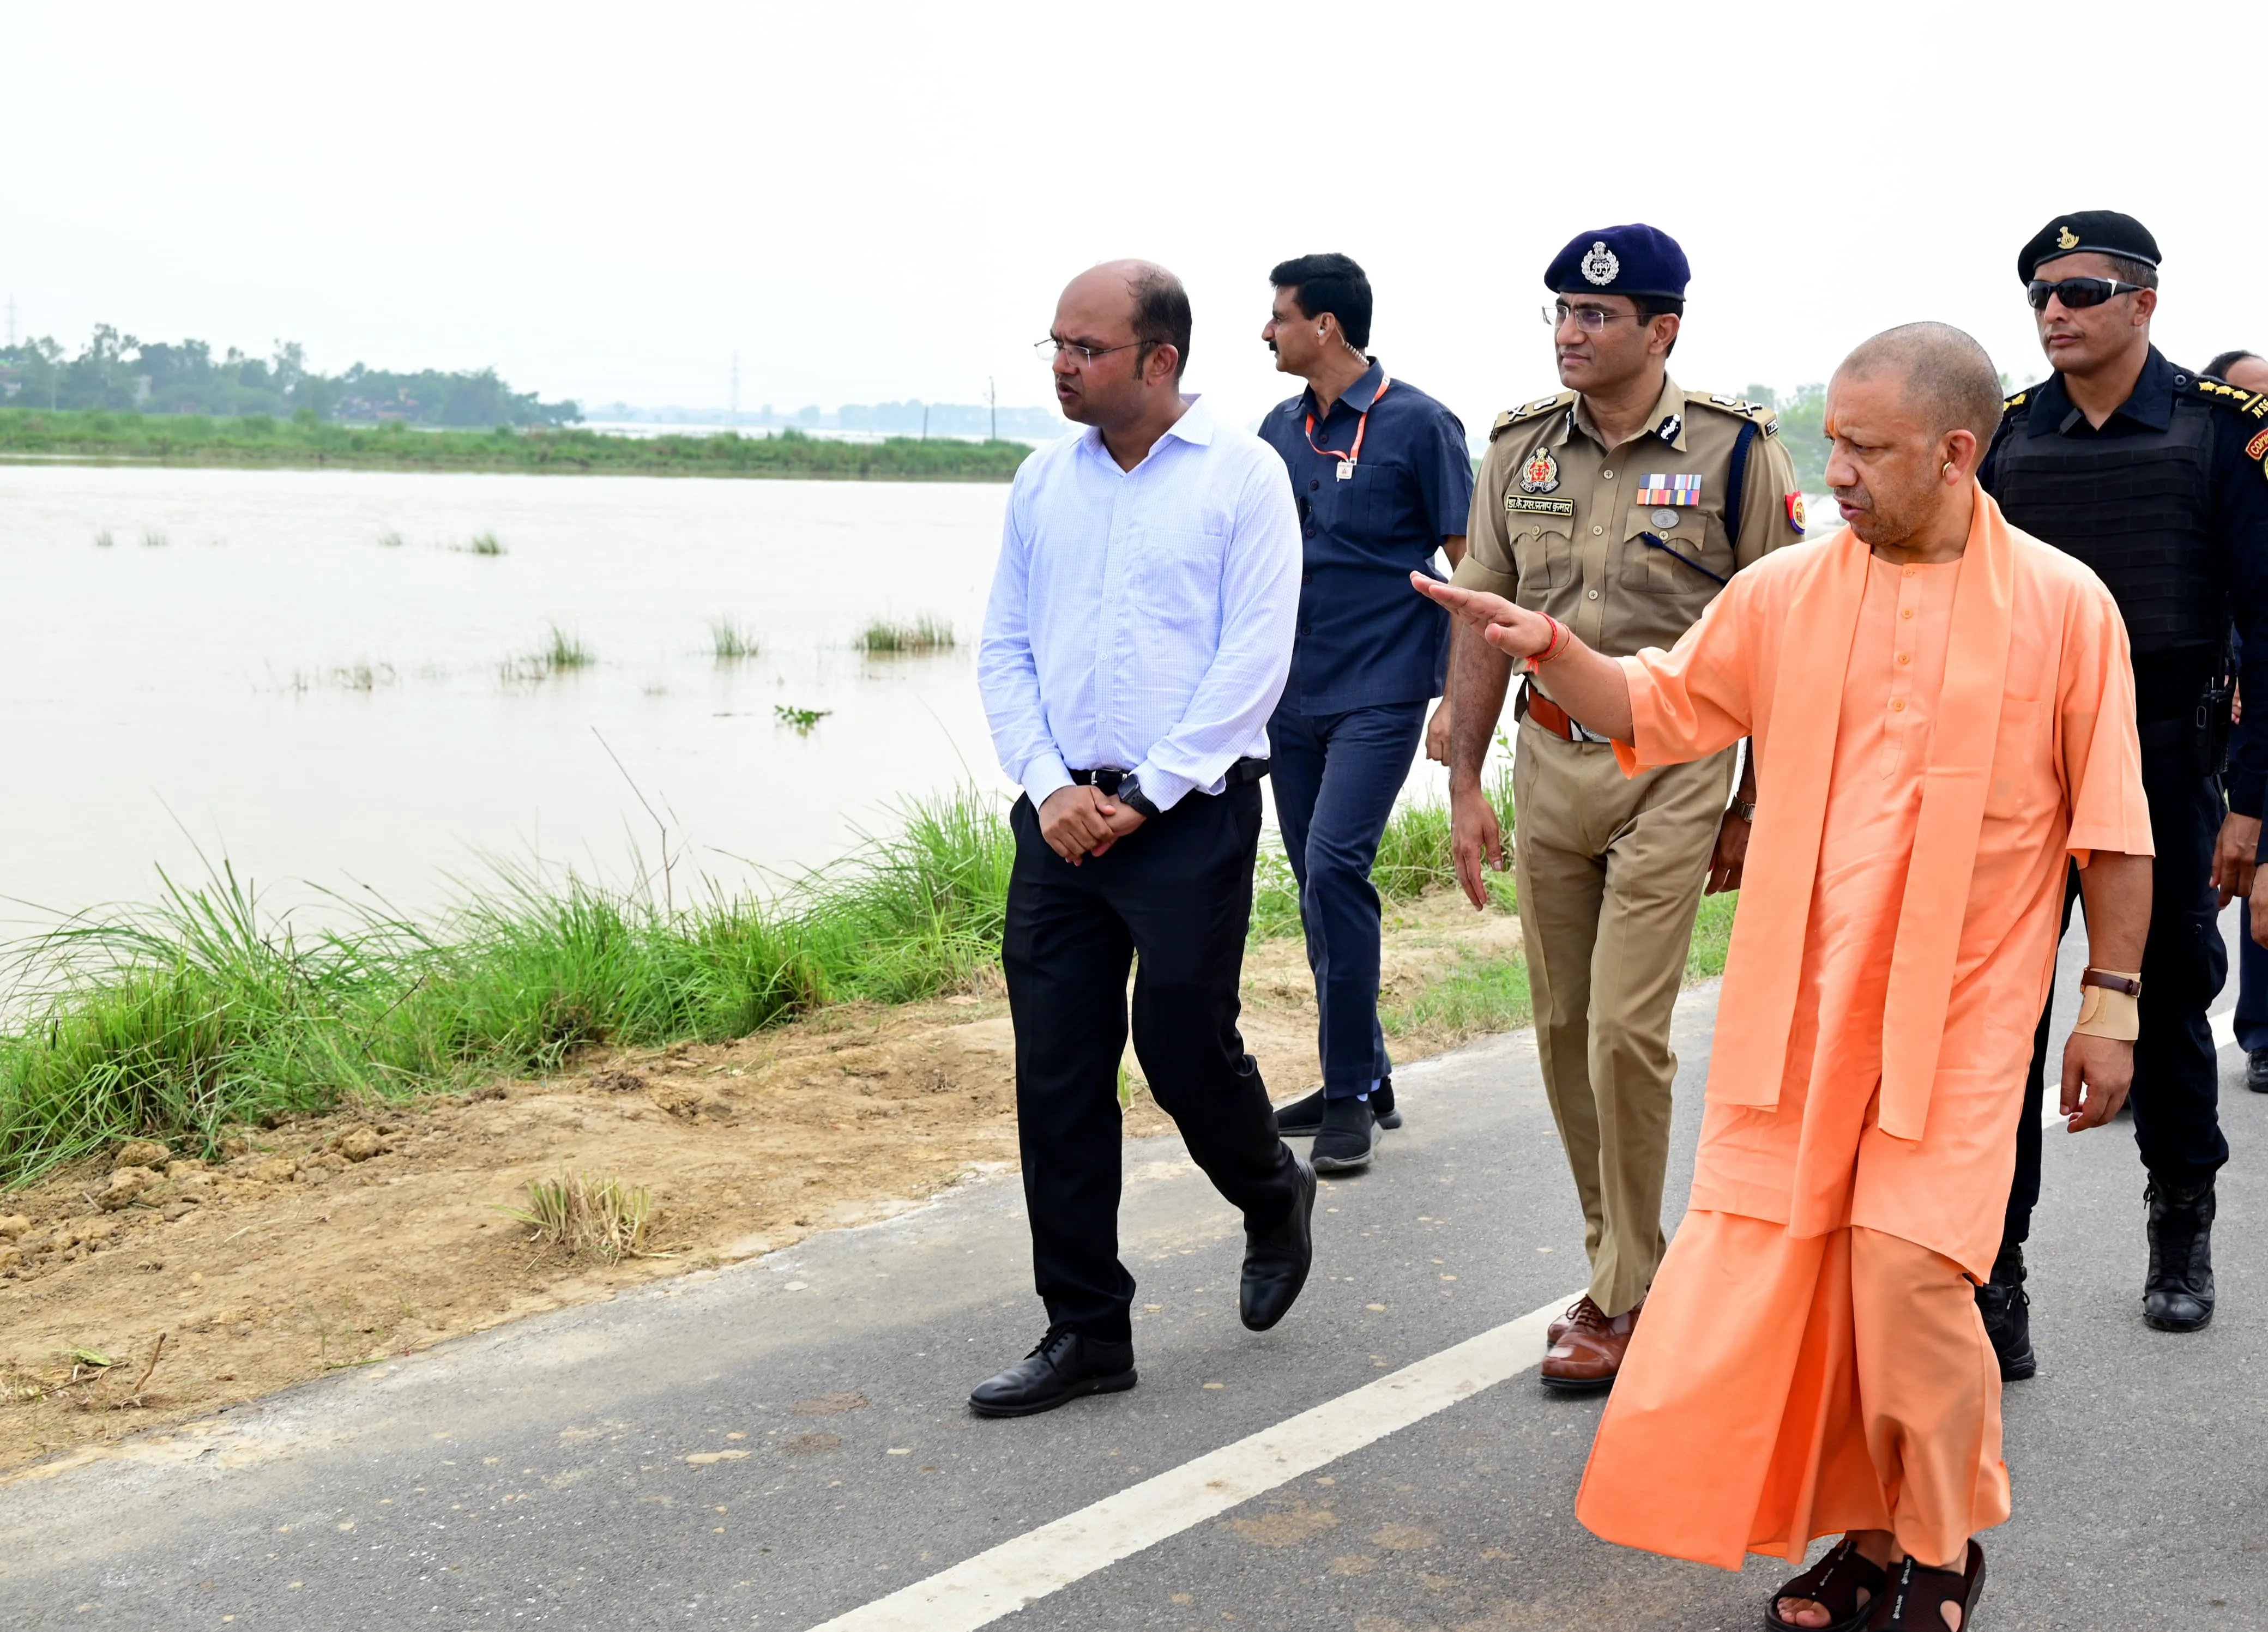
[1636, 474, 1703, 506]
[1579, 240, 1620, 286]
[1518, 448, 1561, 494]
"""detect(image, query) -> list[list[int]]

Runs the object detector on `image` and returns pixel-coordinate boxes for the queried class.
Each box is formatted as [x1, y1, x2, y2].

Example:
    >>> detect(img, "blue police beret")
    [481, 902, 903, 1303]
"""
[1544, 225, 1690, 300]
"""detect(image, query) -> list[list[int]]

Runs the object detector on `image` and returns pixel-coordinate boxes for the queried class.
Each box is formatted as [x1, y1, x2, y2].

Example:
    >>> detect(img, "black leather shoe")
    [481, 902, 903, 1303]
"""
[968, 1327, 1137, 1417]
[1240, 1157, 1316, 1331]
[1311, 1095, 1378, 1174]
[2248, 1048, 2268, 1094]
[2143, 1174, 2216, 1333]
[1372, 1075, 1403, 1129]
[1975, 1241, 2036, 1381]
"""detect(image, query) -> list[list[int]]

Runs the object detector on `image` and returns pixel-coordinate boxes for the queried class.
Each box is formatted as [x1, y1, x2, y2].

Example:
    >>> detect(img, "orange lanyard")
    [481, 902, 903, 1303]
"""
[1304, 373, 1390, 478]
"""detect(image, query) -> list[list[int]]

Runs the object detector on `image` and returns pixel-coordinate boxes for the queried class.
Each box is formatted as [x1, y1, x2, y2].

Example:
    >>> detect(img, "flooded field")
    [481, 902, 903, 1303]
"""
[0, 461, 1456, 928]
[0, 463, 1011, 924]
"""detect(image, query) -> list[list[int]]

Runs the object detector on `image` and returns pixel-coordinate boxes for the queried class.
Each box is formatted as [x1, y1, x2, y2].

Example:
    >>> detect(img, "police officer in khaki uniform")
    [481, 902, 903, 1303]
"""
[1443, 225, 1805, 1389]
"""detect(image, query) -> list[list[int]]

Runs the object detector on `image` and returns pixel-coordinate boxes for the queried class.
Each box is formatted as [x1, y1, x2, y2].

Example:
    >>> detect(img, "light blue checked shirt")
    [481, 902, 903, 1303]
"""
[979, 396, 1301, 812]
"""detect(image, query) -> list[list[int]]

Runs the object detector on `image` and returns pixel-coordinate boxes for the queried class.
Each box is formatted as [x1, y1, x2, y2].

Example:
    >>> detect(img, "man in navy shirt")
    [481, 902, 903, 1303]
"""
[1256, 253, 1475, 1172]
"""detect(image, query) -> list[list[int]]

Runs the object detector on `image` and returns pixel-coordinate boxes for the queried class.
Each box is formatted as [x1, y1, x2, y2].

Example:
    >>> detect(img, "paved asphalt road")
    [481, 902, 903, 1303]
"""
[4, 909, 2265, 1631]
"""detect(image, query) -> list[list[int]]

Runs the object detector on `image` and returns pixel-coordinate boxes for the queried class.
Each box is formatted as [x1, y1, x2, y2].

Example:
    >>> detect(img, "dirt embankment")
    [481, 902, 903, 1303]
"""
[0, 892, 1523, 1476]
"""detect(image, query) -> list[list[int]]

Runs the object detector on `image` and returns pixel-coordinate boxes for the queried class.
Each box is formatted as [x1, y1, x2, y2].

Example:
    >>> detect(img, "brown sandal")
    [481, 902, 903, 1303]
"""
[1765, 1538, 1886, 1632]
[1867, 1540, 1986, 1629]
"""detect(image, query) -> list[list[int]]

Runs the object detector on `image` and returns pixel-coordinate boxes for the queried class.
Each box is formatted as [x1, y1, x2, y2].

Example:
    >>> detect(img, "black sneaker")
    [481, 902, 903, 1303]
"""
[2248, 1048, 2268, 1095]
[1975, 1242, 2036, 1381]
[2143, 1174, 2216, 1332]
[968, 1327, 1137, 1417]
[1274, 1078, 1402, 1135]
[1311, 1096, 1378, 1174]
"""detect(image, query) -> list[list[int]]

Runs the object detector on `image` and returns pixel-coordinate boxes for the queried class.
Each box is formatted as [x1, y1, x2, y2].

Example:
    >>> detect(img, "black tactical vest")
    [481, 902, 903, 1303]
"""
[1990, 388, 2223, 660]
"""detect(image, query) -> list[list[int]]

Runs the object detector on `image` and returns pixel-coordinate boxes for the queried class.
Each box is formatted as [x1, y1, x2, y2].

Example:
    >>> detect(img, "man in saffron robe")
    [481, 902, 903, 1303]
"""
[1414, 323, 2153, 1630]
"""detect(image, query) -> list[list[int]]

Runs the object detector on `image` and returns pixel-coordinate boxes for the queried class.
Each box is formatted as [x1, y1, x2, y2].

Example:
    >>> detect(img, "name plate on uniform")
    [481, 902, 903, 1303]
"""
[1504, 495, 1576, 517]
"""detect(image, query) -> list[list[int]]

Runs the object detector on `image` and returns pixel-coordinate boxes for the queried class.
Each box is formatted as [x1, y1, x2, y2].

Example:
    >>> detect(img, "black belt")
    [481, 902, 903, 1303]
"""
[1069, 757, 1269, 792]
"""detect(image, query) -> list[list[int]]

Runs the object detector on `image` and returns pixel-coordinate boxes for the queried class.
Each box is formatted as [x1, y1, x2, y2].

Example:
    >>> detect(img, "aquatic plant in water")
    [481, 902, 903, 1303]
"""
[774, 705, 829, 733]
[709, 619, 759, 660]
[857, 614, 955, 654]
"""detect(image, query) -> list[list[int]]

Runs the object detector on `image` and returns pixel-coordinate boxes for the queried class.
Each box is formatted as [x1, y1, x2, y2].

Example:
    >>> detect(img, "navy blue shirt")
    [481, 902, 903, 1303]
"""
[1981, 346, 2268, 815]
[1258, 361, 1474, 715]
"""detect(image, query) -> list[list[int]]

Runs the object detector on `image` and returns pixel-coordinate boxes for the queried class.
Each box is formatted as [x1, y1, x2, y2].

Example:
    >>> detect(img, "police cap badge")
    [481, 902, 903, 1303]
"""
[1545, 225, 1691, 300]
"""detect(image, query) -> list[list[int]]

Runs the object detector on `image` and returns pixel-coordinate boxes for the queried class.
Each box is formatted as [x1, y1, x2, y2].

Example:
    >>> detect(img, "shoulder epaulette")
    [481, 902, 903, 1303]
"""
[2002, 388, 2031, 415]
[2181, 372, 2268, 421]
[1490, 391, 1575, 442]
[1686, 392, 1781, 438]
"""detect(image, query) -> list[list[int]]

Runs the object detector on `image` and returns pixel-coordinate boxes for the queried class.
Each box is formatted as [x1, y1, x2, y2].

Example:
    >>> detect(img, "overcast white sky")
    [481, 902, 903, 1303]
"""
[7, 1, 2263, 436]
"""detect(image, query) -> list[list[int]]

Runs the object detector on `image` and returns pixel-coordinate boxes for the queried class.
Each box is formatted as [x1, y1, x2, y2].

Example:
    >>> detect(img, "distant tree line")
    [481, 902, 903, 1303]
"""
[0, 325, 582, 427]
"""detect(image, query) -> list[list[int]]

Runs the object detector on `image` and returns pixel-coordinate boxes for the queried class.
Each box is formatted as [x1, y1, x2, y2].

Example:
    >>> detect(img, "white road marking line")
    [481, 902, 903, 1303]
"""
[2038, 1004, 2240, 1128]
[804, 1292, 1578, 1632]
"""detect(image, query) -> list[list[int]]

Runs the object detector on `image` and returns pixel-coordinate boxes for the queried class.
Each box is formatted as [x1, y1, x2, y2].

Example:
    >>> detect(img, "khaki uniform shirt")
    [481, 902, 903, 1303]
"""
[1453, 376, 1806, 669]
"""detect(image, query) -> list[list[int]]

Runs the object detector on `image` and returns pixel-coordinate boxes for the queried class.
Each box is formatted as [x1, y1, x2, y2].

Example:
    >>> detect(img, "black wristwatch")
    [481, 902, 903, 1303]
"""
[1114, 775, 1163, 819]
[1730, 798, 1758, 823]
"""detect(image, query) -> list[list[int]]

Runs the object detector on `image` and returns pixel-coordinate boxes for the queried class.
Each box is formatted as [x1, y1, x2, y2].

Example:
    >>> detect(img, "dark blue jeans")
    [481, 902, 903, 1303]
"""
[1267, 700, 1428, 1099]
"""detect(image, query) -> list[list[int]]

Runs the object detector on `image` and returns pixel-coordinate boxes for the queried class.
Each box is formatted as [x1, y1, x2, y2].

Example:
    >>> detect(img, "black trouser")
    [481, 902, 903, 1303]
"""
[1002, 783, 1300, 1343]
[2004, 729, 2230, 1250]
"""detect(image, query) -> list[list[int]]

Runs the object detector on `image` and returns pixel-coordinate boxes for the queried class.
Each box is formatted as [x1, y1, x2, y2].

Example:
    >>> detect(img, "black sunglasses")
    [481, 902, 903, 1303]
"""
[2027, 276, 2148, 311]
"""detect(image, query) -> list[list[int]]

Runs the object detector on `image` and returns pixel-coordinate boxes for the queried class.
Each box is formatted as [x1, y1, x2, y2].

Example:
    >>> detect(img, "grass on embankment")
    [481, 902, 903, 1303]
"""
[0, 409, 1035, 483]
[0, 785, 1739, 1191]
[857, 615, 955, 654]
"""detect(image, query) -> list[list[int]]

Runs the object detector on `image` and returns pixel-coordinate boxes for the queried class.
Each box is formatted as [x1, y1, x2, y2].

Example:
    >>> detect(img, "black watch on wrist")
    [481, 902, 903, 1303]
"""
[1730, 799, 1758, 823]
[1114, 775, 1163, 819]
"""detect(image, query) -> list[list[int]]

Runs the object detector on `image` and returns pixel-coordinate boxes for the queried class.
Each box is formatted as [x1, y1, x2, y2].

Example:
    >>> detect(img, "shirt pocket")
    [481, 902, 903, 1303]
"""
[1127, 525, 1229, 628]
[1985, 697, 2046, 820]
[1506, 513, 1575, 600]
[1620, 505, 1730, 598]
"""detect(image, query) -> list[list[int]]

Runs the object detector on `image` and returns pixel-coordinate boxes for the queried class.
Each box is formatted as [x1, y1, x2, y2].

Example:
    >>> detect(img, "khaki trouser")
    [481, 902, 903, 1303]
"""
[1512, 722, 1733, 1316]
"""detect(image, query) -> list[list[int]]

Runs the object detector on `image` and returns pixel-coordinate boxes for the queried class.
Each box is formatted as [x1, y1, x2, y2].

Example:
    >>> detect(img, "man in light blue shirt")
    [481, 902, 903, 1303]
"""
[972, 259, 1317, 1418]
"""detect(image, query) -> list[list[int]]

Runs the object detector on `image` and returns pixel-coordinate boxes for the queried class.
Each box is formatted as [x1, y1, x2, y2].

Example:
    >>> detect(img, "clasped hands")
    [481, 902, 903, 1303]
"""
[1038, 783, 1145, 864]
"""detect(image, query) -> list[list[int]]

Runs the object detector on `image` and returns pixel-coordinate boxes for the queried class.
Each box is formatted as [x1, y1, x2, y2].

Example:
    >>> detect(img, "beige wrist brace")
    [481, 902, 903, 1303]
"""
[2072, 968, 2142, 1042]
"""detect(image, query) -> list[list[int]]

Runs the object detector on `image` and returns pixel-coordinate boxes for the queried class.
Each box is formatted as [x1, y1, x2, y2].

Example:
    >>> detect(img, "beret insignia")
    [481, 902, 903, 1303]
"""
[1580, 240, 1620, 286]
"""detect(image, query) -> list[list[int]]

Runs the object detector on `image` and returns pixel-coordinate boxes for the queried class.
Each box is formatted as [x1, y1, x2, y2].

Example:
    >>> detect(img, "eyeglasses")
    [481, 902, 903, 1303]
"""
[1542, 302, 1634, 334]
[2026, 276, 2148, 311]
[1034, 339, 1142, 366]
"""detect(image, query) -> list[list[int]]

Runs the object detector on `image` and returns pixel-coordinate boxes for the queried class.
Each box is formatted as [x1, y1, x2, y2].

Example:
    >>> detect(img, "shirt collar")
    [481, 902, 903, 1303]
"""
[2028, 346, 2175, 437]
[1565, 374, 1686, 451]
[1293, 359, 1388, 424]
[1081, 393, 1213, 462]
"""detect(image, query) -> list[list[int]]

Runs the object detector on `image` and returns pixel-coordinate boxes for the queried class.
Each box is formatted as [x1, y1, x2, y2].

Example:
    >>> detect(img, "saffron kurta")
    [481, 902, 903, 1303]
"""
[1575, 499, 2151, 1568]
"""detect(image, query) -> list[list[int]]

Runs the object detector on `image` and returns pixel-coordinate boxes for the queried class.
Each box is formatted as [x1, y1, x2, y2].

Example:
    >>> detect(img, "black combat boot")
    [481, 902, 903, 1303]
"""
[1975, 1239, 2036, 1381]
[2142, 1173, 2216, 1333]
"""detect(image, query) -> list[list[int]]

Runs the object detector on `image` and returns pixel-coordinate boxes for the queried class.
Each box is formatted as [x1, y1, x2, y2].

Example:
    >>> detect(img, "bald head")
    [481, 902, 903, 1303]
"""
[1062, 259, 1192, 379]
[1836, 322, 2004, 445]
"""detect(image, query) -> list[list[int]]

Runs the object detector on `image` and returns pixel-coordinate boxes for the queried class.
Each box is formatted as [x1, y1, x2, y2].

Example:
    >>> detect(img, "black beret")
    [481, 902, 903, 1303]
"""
[1544, 224, 1690, 300]
[2017, 211, 2162, 283]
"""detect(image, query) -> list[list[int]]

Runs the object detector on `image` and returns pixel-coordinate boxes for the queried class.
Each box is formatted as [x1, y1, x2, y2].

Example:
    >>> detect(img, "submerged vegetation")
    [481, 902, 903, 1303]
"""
[709, 619, 759, 661]
[503, 626, 593, 680]
[857, 614, 956, 654]
[0, 781, 1740, 1190]
[0, 410, 1033, 483]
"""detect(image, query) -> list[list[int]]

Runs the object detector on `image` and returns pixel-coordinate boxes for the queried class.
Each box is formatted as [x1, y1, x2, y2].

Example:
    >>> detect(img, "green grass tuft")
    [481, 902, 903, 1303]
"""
[377, 530, 406, 549]
[464, 531, 505, 556]
[1384, 954, 1532, 1038]
[0, 790, 1016, 1189]
[710, 619, 759, 660]
[858, 614, 955, 654]
[93, 529, 114, 549]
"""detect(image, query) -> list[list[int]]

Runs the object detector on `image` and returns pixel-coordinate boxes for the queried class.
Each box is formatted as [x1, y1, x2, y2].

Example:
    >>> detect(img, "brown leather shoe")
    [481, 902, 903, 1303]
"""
[1540, 1296, 1640, 1392]
[1546, 1297, 1586, 1345]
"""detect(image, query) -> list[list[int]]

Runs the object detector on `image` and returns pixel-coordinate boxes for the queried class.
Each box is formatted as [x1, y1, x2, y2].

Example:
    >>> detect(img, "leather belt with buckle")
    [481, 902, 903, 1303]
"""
[1069, 758, 1270, 791]
[1516, 679, 1611, 745]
